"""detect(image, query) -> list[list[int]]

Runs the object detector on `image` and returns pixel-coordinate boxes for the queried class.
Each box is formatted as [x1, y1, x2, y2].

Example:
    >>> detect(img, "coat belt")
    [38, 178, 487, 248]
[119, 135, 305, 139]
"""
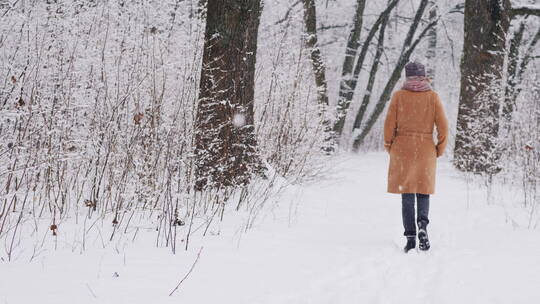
[396, 131, 433, 139]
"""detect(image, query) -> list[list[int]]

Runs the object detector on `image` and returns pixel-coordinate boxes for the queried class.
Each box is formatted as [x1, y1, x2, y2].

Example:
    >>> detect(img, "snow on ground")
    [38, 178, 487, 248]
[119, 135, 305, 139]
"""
[1, 153, 539, 304]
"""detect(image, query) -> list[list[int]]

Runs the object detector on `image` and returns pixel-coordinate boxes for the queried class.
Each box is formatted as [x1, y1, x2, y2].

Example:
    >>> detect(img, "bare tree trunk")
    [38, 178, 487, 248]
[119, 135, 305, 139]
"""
[454, 0, 511, 173]
[333, 0, 399, 138]
[513, 27, 540, 96]
[333, 0, 367, 137]
[301, 0, 333, 152]
[503, 25, 540, 125]
[194, 0, 262, 190]
[426, 1, 437, 86]
[352, 0, 433, 150]
[352, 10, 390, 132]
[503, 21, 526, 124]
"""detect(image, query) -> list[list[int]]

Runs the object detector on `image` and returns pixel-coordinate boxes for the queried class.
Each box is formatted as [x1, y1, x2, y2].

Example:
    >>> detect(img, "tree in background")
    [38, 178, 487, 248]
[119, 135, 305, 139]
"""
[426, 1, 438, 86]
[301, 0, 333, 152]
[503, 8, 540, 127]
[352, 0, 437, 150]
[333, 0, 368, 138]
[194, 0, 262, 190]
[454, 0, 511, 173]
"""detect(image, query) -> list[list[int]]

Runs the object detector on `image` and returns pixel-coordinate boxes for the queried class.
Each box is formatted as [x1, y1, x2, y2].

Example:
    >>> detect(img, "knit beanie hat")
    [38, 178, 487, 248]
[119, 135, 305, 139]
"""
[405, 61, 426, 77]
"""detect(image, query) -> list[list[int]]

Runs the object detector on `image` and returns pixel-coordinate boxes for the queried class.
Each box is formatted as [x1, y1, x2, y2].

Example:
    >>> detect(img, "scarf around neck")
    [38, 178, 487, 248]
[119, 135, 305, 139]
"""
[402, 76, 432, 92]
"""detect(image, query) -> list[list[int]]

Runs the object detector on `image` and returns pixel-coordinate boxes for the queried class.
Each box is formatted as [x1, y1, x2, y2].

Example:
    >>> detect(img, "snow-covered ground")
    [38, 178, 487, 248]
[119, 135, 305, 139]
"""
[1, 153, 539, 304]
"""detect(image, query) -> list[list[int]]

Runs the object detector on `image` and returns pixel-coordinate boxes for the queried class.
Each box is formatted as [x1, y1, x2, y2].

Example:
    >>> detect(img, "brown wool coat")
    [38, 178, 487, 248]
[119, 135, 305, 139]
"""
[383, 89, 449, 195]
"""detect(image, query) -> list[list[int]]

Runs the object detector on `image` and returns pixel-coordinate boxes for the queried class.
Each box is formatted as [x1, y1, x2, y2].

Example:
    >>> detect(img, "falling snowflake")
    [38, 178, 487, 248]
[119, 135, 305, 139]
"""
[233, 113, 246, 128]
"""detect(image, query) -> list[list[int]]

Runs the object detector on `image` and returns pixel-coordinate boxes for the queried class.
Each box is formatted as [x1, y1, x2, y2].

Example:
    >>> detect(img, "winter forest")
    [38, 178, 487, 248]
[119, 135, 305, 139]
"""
[1, 0, 540, 303]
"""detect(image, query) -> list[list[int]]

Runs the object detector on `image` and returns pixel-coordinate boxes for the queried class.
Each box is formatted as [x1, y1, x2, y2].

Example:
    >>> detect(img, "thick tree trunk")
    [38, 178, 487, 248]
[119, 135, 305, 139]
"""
[301, 0, 333, 152]
[454, 0, 511, 173]
[194, 0, 262, 190]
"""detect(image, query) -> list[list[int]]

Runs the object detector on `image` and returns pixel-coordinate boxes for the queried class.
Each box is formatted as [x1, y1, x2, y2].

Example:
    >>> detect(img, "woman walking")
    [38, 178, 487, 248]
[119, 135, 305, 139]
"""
[383, 61, 449, 253]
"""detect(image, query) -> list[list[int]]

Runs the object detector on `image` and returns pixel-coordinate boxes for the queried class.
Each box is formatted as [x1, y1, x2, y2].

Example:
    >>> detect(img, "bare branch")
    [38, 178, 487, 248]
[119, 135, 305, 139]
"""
[317, 23, 349, 31]
[275, 0, 302, 25]
[511, 6, 540, 18]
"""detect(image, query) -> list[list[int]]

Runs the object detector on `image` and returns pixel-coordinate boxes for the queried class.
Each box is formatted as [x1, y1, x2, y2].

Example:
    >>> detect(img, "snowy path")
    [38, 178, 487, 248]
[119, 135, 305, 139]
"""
[1, 153, 539, 304]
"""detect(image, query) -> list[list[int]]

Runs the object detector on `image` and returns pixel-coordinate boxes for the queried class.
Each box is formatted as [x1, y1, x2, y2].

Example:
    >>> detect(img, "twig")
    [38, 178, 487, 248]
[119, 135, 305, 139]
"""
[317, 23, 349, 31]
[86, 283, 98, 299]
[168, 246, 204, 296]
[275, 0, 302, 25]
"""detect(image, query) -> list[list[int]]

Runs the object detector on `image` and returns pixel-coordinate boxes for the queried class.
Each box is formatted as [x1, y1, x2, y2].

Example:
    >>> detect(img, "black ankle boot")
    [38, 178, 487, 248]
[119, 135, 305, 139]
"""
[418, 224, 430, 251]
[404, 236, 416, 253]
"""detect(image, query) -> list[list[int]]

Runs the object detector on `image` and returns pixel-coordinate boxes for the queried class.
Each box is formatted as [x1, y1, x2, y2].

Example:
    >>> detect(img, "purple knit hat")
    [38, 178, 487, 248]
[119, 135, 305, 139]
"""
[405, 61, 426, 77]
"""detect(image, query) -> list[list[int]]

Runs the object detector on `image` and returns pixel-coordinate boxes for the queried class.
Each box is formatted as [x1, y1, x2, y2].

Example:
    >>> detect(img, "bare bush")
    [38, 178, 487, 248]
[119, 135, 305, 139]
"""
[0, 0, 327, 260]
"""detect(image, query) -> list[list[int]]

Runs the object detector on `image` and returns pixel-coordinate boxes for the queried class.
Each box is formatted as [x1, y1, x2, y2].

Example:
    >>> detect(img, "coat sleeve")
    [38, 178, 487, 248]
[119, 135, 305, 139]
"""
[383, 93, 399, 153]
[434, 93, 449, 157]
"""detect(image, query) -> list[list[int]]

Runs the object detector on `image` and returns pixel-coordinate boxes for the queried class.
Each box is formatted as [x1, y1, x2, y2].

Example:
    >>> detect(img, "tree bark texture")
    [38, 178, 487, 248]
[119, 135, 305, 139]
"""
[301, 0, 333, 152]
[194, 0, 262, 190]
[454, 0, 511, 173]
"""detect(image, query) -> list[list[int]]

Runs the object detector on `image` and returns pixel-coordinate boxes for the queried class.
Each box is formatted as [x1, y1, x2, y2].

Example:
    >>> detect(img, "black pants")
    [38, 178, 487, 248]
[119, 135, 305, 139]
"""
[402, 193, 429, 237]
